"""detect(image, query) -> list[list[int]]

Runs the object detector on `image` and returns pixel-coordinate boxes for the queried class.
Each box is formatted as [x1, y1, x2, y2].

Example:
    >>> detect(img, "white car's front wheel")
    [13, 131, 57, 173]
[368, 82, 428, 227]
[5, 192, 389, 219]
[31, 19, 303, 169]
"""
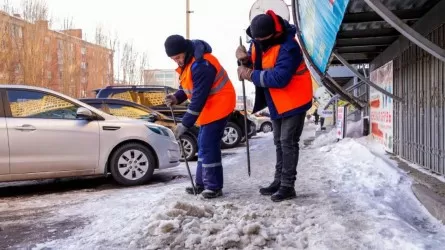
[110, 143, 156, 186]
[180, 134, 197, 161]
[261, 122, 273, 133]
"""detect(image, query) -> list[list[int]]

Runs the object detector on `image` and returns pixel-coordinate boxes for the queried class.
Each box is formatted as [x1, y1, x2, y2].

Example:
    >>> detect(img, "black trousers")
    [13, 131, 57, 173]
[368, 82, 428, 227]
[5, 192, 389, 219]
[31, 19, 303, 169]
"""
[272, 112, 306, 187]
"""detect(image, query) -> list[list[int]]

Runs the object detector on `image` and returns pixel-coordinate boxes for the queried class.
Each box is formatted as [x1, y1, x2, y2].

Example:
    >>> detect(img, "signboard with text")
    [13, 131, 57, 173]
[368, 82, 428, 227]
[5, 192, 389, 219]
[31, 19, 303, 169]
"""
[336, 106, 347, 139]
[369, 61, 394, 153]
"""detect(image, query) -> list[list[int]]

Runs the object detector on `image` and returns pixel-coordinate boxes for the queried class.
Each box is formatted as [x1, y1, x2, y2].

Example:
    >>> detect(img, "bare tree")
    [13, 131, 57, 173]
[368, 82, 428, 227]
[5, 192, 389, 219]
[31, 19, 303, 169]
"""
[138, 51, 148, 85]
[120, 41, 139, 84]
[95, 24, 108, 47]
[20, 0, 51, 24]
[1, 0, 17, 14]
[61, 16, 74, 30]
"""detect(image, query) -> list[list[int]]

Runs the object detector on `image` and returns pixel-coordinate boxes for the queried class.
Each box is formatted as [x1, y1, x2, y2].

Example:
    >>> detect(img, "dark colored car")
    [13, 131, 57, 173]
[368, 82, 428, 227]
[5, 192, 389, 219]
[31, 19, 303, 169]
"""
[79, 98, 200, 161]
[94, 85, 256, 149]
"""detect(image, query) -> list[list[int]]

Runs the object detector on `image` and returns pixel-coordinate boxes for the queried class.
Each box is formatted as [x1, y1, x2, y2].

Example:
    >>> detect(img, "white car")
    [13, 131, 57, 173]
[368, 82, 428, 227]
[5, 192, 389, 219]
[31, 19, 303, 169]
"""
[250, 114, 273, 133]
[0, 85, 180, 186]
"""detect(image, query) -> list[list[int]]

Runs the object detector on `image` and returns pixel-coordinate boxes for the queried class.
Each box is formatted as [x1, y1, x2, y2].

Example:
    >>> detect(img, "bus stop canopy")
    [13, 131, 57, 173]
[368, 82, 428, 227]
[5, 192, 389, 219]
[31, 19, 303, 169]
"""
[330, 0, 441, 65]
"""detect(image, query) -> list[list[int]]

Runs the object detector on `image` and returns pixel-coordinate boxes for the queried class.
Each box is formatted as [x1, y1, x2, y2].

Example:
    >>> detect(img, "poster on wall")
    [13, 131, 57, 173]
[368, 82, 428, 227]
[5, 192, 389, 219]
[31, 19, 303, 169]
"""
[369, 61, 394, 153]
[336, 106, 347, 139]
[297, 0, 350, 73]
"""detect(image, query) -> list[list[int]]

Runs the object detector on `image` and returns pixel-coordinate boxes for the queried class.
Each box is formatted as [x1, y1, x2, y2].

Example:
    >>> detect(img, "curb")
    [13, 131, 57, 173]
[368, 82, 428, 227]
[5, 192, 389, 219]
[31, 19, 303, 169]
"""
[412, 184, 445, 224]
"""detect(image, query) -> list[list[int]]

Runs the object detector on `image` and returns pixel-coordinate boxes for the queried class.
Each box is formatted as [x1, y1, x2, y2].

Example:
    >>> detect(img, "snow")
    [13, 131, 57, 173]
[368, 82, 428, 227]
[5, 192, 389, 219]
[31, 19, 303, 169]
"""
[2, 124, 445, 249]
[346, 119, 364, 138]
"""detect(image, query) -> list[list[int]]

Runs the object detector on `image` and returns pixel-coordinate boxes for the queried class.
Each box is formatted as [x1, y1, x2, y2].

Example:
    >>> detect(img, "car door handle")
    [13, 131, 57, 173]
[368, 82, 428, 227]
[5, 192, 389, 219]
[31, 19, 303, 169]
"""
[15, 124, 36, 131]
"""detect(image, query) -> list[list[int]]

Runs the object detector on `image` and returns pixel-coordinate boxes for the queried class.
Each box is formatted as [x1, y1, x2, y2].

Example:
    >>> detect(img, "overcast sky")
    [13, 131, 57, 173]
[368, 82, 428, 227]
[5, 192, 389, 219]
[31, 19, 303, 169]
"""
[4, 0, 296, 96]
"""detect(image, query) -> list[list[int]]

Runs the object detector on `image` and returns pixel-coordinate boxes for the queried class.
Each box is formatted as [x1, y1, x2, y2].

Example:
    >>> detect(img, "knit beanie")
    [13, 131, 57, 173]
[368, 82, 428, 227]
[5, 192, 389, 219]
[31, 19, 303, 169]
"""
[250, 14, 275, 38]
[164, 35, 188, 57]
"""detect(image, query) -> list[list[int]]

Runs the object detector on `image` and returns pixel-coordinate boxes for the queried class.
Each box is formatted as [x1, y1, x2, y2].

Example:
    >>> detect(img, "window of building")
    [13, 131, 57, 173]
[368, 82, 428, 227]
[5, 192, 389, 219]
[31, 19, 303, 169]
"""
[57, 53, 63, 65]
[164, 72, 175, 79]
[0, 40, 7, 50]
[14, 64, 21, 74]
[12, 25, 23, 38]
[47, 71, 52, 80]
[7, 90, 80, 119]
[58, 39, 64, 50]
[155, 73, 164, 79]
[81, 47, 87, 55]
[81, 62, 87, 69]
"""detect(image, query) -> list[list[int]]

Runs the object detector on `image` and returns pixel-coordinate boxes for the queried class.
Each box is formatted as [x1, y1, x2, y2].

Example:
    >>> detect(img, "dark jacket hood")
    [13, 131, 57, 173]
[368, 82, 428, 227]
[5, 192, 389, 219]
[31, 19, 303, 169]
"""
[182, 39, 213, 68]
[191, 39, 212, 61]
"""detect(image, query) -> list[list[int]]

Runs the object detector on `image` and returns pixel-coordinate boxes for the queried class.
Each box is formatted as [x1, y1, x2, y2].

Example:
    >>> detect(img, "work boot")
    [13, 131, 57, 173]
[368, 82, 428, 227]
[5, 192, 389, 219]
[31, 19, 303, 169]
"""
[271, 187, 297, 202]
[259, 180, 281, 196]
[201, 189, 223, 199]
[185, 185, 204, 195]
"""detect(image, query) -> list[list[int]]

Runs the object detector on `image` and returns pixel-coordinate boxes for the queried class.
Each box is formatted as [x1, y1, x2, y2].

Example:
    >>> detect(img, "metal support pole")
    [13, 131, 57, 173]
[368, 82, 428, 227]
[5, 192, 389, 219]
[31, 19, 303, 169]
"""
[364, 0, 445, 63]
[165, 88, 196, 195]
[238, 36, 251, 177]
[333, 51, 403, 102]
[186, 0, 192, 39]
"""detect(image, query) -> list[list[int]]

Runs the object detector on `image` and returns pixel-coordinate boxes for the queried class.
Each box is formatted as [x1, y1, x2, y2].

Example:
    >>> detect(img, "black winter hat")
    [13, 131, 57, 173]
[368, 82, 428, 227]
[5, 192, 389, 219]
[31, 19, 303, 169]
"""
[250, 14, 275, 38]
[164, 35, 188, 57]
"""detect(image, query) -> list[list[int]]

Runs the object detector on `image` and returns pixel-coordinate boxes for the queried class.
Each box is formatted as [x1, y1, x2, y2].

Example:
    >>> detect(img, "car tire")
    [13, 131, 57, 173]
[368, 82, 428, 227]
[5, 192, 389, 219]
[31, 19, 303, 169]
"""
[110, 143, 156, 186]
[261, 122, 273, 133]
[221, 122, 242, 149]
[180, 134, 197, 161]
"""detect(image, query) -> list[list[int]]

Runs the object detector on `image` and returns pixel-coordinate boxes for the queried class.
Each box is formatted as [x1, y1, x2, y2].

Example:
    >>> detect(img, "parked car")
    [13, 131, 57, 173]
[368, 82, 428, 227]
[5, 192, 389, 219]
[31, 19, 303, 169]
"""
[79, 98, 199, 161]
[0, 85, 180, 186]
[94, 85, 256, 149]
[254, 114, 273, 133]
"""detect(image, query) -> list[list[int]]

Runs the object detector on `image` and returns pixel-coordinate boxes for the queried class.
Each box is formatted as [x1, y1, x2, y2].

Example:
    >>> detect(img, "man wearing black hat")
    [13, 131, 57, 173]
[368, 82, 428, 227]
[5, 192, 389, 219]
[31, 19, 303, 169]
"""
[236, 11, 313, 202]
[164, 35, 236, 199]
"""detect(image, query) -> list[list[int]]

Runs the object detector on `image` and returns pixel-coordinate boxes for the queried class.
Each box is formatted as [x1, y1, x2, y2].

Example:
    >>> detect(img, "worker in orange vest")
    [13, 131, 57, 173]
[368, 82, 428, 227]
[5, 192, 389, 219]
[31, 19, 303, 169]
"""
[164, 35, 236, 199]
[236, 10, 313, 202]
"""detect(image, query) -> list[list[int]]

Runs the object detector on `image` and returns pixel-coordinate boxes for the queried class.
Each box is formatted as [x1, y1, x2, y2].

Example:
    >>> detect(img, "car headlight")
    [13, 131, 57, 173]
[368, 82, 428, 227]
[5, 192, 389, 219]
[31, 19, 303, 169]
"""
[146, 124, 175, 139]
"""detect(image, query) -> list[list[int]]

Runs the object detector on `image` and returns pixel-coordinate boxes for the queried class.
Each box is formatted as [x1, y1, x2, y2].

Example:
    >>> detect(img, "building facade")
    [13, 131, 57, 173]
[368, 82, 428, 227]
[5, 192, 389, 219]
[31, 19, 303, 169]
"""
[144, 69, 179, 88]
[0, 11, 113, 98]
[235, 95, 254, 112]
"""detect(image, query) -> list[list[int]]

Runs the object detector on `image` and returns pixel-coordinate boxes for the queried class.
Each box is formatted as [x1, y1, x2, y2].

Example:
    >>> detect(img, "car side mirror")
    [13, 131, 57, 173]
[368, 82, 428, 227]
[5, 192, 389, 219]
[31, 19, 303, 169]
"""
[76, 107, 94, 120]
[147, 113, 158, 122]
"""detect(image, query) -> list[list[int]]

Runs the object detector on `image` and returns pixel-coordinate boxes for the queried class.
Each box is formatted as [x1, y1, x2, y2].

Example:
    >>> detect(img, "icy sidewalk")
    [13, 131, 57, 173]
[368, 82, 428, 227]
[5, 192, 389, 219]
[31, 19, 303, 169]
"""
[29, 124, 445, 249]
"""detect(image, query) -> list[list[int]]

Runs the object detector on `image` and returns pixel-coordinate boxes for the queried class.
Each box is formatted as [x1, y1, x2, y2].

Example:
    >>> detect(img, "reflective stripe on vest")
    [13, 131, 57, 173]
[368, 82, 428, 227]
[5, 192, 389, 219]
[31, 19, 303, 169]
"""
[181, 67, 230, 96]
[176, 53, 236, 125]
[251, 44, 313, 114]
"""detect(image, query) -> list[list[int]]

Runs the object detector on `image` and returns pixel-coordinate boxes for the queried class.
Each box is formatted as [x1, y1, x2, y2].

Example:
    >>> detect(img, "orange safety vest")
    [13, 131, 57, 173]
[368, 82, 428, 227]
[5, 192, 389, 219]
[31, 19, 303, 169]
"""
[176, 53, 236, 126]
[251, 44, 313, 114]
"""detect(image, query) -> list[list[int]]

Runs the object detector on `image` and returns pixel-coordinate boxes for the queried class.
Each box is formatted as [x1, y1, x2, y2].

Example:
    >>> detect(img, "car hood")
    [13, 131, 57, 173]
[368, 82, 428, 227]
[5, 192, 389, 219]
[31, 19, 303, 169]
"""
[106, 116, 166, 128]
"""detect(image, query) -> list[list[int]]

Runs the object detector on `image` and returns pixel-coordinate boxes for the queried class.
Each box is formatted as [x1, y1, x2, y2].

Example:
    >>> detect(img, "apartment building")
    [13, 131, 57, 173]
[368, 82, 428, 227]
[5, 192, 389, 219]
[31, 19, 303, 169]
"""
[144, 69, 179, 88]
[0, 11, 113, 98]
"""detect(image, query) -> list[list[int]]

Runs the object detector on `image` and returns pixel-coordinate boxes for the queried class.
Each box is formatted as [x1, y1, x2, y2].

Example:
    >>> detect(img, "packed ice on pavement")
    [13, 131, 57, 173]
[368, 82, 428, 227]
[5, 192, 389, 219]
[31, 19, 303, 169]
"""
[1, 123, 444, 249]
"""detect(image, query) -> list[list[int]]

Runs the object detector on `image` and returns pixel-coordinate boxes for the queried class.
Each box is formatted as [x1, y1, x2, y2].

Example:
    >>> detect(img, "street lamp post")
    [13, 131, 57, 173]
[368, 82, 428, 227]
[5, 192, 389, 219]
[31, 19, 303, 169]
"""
[186, 0, 193, 39]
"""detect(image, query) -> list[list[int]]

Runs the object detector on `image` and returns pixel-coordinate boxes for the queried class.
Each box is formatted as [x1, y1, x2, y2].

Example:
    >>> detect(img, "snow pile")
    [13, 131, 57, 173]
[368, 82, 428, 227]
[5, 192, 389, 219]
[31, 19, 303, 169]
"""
[138, 201, 313, 249]
[312, 128, 337, 147]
